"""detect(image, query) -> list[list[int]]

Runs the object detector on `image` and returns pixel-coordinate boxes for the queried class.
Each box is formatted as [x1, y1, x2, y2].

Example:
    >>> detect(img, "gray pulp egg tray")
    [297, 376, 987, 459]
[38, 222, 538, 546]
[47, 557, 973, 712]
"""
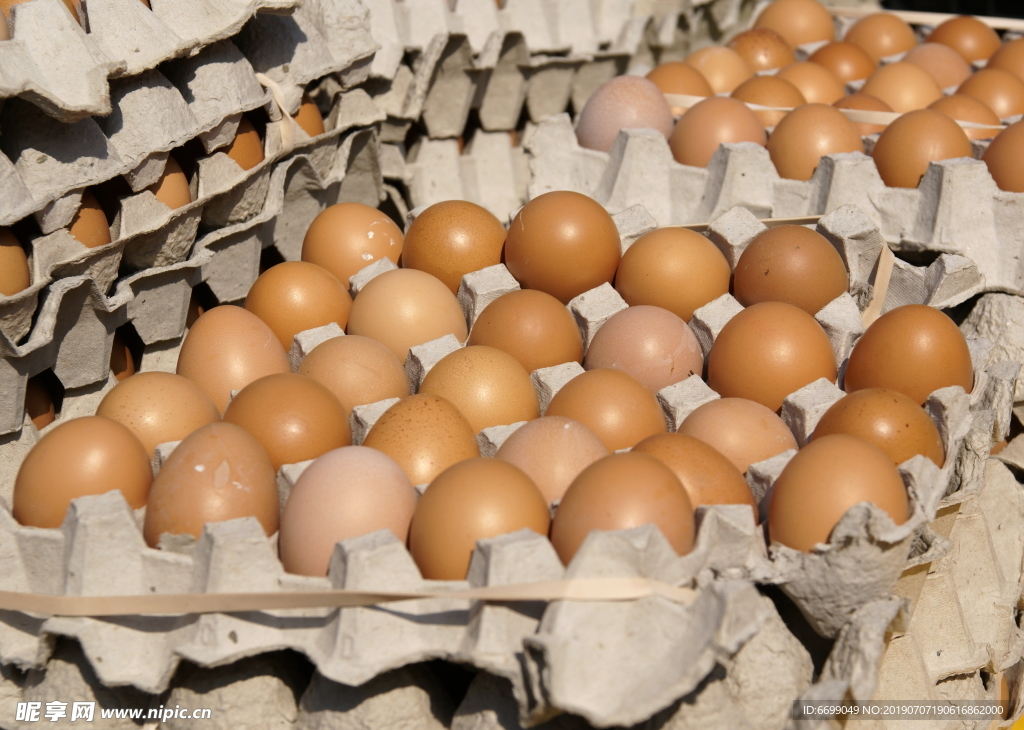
[0, 0, 1023, 727]
[0, 197, 1022, 729]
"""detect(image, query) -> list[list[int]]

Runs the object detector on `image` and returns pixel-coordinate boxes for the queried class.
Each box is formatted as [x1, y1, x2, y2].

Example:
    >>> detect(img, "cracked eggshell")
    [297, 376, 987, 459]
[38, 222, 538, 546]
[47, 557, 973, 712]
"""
[143, 422, 279, 547]
[13, 416, 152, 529]
[302, 202, 404, 288]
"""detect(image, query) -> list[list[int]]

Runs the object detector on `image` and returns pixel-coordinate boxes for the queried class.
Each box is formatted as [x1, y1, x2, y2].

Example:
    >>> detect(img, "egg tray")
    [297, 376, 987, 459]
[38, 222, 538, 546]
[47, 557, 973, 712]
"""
[0, 87, 388, 442]
[0, 0, 383, 229]
[39, 201, 1010, 728]
[0, 0, 302, 124]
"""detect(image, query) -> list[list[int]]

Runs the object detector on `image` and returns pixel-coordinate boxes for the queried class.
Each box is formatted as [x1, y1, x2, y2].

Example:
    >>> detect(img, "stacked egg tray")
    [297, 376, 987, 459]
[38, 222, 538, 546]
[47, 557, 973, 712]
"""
[1, 1, 1024, 730]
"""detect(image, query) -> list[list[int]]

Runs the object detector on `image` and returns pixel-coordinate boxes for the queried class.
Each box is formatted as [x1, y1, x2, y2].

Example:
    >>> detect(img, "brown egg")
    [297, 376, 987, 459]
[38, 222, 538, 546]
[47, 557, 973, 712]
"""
[871, 109, 972, 188]
[293, 96, 325, 138]
[707, 302, 837, 412]
[753, 0, 835, 48]
[147, 155, 192, 210]
[927, 15, 1001, 63]
[957, 68, 1024, 120]
[96, 372, 220, 456]
[68, 190, 111, 249]
[302, 202, 404, 287]
[14, 416, 152, 529]
[727, 29, 796, 72]
[776, 62, 847, 105]
[844, 304, 973, 404]
[418, 346, 539, 432]
[362, 394, 480, 485]
[904, 43, 973, 89]
[684, 46, 753, 94]
[983, 120, 1024, 192]
[669, 96, 767, 168]
[3, 0, 80, 23]
[861, 62, 943, 113]
[768, 433, 908, 552]
[928, 94, 1002, 140]
[812, 388, 944, 467]
[731, 75, 807, 127]
[843, 13, 918, 63]
[244, 261, 352, 350]
[0, 227, 30, 297]
[545, 368, 667, 451]
[225, 115, 264, 171]
[733, 224, 849, 312]
[678, 397, 798, 474]
[347, 268, 467, 361]
[222, 373, 350, 470]
[584, 305, 703, 393]
[550, 452, 695, 565]
[504, 191, 621, 304]
[297, 335, 410, 413]
[495, 416, 609, 504]
[809, 42, 877, 83]
[614, 227, 731, 322]
[409, 458, 550, 579]
[110, 331, 135, 382]
[645, 62, 713, 114]
[768, 104, 865, 181]
[988, 38, 1024, 84]
[833, 93, 894, 135]
[575, 75, 674, 152]
[25, 375, 54, 431]
[467, 289, 583, 372]
[143, 422, 278, 547]
[402, 200, 506, 294]
[632, 433, 757, 518]
[279, 446, 417, 576]
[176, 305, 291, 413]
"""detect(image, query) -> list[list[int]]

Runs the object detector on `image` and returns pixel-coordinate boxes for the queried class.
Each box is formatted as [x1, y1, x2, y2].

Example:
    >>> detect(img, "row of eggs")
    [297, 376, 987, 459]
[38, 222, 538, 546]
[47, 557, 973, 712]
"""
[11, 189, 974, 584]
[576, 0, 1024, 192]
